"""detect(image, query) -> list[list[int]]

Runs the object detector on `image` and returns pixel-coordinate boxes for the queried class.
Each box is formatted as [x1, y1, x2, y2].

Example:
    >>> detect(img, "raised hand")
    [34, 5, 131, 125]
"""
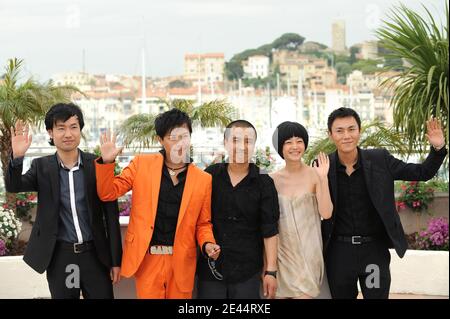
[10, 120, 32, 158]
[99, 130, 123, 164]
[425, 118, 445, 149]
[312, 152, 330, 179]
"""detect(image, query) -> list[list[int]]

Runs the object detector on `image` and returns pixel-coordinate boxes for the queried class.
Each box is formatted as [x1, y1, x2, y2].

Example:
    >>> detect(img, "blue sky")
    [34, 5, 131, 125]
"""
[0, 0, 445, 80]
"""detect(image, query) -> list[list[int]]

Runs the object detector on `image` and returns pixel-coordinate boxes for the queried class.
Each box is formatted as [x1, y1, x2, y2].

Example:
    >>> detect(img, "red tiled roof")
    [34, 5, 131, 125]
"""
[185, 53, 225, 59]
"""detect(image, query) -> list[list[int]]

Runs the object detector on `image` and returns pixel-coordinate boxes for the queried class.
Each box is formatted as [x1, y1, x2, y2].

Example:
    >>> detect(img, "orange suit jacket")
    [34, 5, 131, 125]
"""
[95, 153, 216, 292]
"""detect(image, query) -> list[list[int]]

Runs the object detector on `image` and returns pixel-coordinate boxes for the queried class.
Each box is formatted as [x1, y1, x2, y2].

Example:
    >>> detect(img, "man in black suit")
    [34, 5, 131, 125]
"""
[5, 103, 122, 299]
[322, 107, 447, 299]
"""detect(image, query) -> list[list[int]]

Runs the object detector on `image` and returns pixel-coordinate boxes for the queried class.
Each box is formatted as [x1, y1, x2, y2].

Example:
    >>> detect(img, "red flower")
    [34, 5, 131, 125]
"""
[412, 201, 421, 208]
[396, 201, 406, 211]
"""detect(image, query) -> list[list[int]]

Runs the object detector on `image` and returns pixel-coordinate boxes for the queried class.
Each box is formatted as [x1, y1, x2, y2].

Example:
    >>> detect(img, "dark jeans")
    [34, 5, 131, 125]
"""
[46, 243, 113, 299]
[197, 272, 261, 299]
[325, 239, 391, 299]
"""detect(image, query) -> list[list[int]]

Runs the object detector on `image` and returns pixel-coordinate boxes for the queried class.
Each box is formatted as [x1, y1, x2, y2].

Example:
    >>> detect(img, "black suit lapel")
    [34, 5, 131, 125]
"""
[360, 149, 374, 195]
[48, 154, 60, 203]
[80, 151, 95, 224]
[360, 150, 383, 215]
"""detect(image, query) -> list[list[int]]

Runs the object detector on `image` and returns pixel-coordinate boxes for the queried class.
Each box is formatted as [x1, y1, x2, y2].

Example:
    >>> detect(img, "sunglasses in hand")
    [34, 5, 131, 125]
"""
[207, 257, 223, 281]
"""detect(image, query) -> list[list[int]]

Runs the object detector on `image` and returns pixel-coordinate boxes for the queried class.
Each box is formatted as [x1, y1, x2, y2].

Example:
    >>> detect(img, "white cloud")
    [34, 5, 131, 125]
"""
[172, 1, 273, 17]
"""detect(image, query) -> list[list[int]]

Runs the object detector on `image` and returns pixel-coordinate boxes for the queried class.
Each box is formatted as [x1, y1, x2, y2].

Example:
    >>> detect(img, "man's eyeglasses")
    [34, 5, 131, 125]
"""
[207, 258, 223, 281]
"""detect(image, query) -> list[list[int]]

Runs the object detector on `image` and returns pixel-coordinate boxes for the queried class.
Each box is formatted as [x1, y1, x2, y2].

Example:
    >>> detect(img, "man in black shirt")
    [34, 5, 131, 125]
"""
[197, 120, 280, 299]
[322, 107, 447, 299]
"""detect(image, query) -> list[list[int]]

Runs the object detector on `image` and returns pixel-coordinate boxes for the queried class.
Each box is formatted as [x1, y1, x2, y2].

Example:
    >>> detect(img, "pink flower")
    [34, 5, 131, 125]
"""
[396, 201, 407, 211]
[0, 239, 7, 256]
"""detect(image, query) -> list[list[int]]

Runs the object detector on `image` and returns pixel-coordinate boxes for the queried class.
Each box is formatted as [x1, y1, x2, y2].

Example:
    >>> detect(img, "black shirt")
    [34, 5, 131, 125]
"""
[11, 153, 93, 244]
[197, 163, 280, 283]
[334, 151, 387, 237]
[150, 150, 189, 246]
[56, 154, 93, 243]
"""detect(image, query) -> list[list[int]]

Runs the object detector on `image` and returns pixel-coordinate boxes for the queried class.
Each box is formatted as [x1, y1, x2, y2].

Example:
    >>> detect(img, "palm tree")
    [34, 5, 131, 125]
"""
[0, 58, 79, 204]
[303, 120, 409, 165]
[120, 99, 235, 148]
[376, 2, 448, 154]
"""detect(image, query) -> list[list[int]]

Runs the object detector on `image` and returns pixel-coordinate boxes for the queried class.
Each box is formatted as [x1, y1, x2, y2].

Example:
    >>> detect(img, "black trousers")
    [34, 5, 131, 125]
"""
[197, 272, 261, 299]
[325, 239, 391, 299]
[46, 244, 113, 299]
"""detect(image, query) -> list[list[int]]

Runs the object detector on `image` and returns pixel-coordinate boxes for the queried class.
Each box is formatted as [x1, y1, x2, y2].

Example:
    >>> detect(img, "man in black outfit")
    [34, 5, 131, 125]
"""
[322, 107, 447, 299]
[5, 103, 122, 299]
[196, 120, 280, 299]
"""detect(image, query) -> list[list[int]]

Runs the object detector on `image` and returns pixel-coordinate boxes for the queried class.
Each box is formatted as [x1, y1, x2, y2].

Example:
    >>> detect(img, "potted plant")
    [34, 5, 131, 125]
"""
[0, 206, 22, 256]
[16, 192, 37, 222]
[396, 181, 435, 230]
[412, 217, 449, 251]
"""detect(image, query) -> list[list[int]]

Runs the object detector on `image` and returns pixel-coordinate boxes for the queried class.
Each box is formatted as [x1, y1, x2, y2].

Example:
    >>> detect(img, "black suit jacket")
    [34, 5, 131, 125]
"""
[322, 147, 447, 258]
[5, 150, 122, 273]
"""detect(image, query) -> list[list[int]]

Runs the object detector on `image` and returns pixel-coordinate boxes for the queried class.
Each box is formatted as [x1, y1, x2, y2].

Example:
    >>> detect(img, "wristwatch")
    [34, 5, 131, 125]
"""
[264, 270, 277, 279]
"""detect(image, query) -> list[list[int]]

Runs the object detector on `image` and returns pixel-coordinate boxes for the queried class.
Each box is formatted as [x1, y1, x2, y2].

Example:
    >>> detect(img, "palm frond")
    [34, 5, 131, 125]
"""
[119, 113, 157, 149]
[119, 99, 235, 148]
[376, 2, 449, 154]
[190, 99, 235, 128]
[170, 99, 195, 115]
[0, 59, 80, 129]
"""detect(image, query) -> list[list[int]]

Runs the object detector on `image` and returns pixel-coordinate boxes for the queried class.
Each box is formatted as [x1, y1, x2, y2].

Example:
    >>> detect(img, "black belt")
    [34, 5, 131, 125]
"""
[335, 235, 377, 245]
[56, 241, 95, 254]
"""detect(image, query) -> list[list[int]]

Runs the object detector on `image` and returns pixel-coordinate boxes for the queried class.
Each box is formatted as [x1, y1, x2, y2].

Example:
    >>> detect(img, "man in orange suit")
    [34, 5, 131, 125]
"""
[95, 109, 221, 299]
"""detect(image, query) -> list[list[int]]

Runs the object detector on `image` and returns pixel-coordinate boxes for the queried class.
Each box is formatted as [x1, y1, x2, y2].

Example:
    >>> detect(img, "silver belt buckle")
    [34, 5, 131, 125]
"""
[73, 243, 83, 253]
[352, 236, 362, 245]
[150, 245, 173, 255]
[150, 246, 160, 254]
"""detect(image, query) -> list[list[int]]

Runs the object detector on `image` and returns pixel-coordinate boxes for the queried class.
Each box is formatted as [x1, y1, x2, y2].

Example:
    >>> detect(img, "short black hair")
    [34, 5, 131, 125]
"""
[272, 121, 309, 159]
[154, 108, 192, 138]
[327, 107, 361, 132]
[44, 103, 84, 146]
[224, 120, 257, 141]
